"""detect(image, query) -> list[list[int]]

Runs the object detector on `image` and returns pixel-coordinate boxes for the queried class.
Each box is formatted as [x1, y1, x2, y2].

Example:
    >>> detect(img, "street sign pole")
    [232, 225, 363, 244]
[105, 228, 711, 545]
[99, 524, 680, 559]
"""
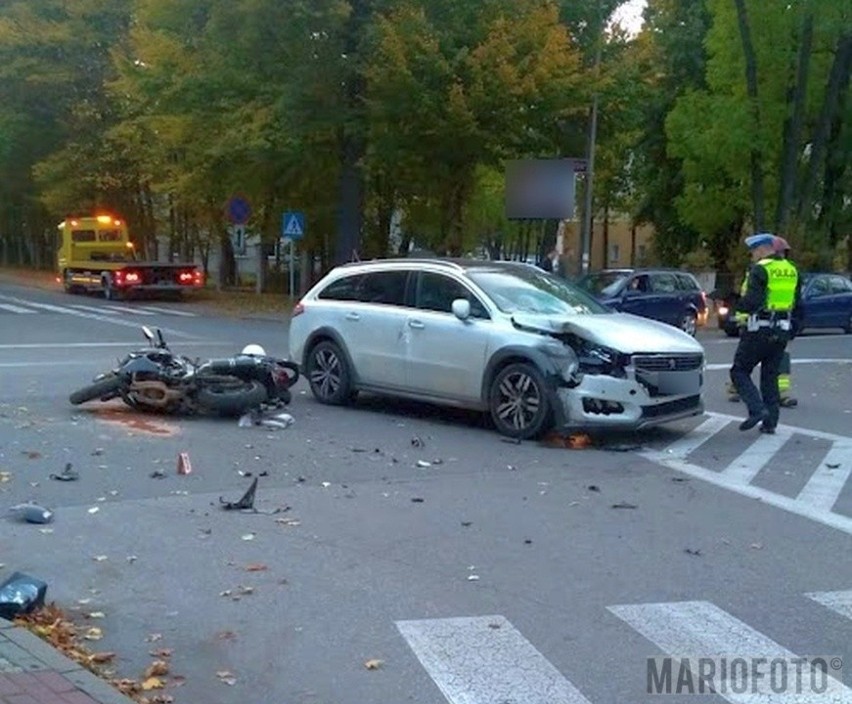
[281, 211, 305, 302]
[289, 240, 295, 301]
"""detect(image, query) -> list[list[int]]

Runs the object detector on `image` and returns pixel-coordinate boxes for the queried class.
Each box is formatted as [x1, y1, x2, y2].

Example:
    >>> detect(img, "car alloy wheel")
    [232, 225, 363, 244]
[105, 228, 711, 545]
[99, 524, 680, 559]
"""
[681, 312, 697, 336]
[307, 340, 352, 405]
[489, 362, 552, 440]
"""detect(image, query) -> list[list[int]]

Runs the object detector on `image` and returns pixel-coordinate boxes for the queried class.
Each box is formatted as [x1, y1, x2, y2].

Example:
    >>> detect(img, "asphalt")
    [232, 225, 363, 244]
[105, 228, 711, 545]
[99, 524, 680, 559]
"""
[1, 280, 850, 704]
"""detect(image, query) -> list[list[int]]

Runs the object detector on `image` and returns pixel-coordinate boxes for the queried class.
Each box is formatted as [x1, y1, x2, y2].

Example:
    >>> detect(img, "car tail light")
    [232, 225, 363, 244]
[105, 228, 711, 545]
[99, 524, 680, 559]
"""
[291, 302, 305, 317]
[124, 271, 141, 284]
[178, 271, 194, 283]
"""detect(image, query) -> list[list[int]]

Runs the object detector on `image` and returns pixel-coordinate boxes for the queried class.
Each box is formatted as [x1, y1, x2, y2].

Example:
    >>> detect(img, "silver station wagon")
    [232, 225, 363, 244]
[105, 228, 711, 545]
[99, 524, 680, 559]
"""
[289, 259, 705, 439]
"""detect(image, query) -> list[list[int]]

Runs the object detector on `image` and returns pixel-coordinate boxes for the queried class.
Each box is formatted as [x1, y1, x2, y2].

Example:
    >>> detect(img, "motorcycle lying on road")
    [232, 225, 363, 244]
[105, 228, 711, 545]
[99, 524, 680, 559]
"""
[69, 326, 299, 417]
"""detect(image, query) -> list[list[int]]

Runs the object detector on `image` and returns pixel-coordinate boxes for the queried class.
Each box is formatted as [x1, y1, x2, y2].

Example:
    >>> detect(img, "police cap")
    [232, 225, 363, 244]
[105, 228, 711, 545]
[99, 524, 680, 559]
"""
[744, 233, 775, 250]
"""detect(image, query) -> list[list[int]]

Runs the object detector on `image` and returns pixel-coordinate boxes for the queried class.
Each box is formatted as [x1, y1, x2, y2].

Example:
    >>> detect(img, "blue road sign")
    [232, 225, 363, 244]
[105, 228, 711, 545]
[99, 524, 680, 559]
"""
[226, 196, 252, 225]
[282, 211, 305, 241]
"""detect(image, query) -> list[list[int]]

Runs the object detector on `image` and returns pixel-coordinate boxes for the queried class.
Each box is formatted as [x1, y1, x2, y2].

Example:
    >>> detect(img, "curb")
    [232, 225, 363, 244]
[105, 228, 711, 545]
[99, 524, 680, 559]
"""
[0, 620, 136, 704]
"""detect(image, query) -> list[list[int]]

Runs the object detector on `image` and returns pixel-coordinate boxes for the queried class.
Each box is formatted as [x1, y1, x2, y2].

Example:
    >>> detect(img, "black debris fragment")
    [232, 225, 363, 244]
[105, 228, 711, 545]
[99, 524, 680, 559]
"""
[684, 548, 702, 556]
[221, 477, 258, 511]
[671, 477, 689, 483]
[50, 463, 79, 482]
[411, 436, 424, 448]
[587, 485, 600, 493]
[461, 521, 472, 527]
[524, 539, 533, 545]
[605, 444, 642, 452]
[611, 502, 637, 510]
[826, 463, 841, 469]
[150, 470, 166, 479]
[500, 438, 521, 445]
[411, 497, 425, 503]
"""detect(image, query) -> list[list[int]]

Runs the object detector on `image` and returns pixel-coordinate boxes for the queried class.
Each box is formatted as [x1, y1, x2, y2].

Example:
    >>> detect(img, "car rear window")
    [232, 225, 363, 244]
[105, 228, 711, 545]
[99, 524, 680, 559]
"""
[318, 274, 364, 301]
[675, 274, 699, 291]
[577, 271, 630, 297]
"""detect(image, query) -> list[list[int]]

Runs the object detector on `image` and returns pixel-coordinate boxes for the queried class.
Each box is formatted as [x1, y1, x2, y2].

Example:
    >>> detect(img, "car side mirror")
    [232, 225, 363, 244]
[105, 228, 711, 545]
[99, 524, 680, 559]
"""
[452, 298, 471, 321]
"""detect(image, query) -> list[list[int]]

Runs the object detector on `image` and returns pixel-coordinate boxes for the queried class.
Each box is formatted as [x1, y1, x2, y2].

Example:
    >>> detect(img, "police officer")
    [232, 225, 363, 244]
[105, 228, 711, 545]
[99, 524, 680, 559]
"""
[726, 235, 798, 407]
[729, 233, 801, 433]
[772, 236, 798, 407]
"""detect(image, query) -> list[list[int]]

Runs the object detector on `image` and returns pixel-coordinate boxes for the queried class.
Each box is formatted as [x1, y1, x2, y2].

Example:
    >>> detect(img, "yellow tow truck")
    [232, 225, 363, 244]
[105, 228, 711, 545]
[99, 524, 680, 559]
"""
[56, 213, 204, 300]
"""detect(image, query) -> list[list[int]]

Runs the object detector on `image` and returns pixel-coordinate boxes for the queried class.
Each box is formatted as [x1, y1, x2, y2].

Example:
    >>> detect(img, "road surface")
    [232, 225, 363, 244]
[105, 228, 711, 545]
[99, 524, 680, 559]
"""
[1, 280, 850, 704]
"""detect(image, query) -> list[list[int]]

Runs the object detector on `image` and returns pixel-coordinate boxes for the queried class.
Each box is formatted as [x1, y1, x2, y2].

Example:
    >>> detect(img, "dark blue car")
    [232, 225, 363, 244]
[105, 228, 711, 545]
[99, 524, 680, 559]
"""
[716, 272, 852, 336]
[576, 268, 708, 336]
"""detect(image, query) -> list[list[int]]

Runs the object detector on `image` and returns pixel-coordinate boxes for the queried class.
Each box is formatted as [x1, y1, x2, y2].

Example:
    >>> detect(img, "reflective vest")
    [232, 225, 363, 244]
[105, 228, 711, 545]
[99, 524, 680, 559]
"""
[759, 257, 798, 311]
[734, 257, 798, 324]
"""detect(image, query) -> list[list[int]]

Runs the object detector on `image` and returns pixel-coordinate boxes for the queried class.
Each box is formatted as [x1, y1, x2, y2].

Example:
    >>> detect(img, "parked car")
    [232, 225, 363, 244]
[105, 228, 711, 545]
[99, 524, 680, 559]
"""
[288, 259, 705, 440]
[575, 268, 708, 336]
[716, 272, 852, 336]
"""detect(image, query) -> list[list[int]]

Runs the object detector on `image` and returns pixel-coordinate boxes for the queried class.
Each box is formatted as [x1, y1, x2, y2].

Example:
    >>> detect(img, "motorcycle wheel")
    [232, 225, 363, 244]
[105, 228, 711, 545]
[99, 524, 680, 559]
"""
[195, 379, 268, 416]
[69, 375, 125, 405]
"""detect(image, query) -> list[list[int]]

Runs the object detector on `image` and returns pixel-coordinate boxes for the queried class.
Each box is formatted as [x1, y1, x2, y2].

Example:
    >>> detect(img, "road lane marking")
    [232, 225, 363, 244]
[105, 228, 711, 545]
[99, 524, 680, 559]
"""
[796, 440, 852, 512]
[706, 411, 850, 443]
[0, 294, 197, 339]
[705, 359, 852, 371]
[805, 591, 852, 621]
[607, 600, 852, 702]
[720, 430, 791, 483]
[659, 415, 730, 459]
[396, 615, 592, 704]
[101, 304, 155, 315]
[132, 305, 197, 317]
[0, 303, 36, 314]
[68, 304, 122, 315]
[0, 341, 239, 350]
[640, 450, 852, 535]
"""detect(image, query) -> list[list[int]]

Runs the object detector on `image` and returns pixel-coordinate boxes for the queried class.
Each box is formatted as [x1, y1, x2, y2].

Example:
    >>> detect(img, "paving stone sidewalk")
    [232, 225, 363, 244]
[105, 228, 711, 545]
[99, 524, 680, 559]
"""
[0, 618, 134, 704]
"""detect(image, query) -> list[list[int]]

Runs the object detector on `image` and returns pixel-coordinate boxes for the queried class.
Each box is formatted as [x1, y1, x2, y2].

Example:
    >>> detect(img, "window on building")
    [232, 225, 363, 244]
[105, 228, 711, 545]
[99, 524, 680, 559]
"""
[609, 244, 620, 264]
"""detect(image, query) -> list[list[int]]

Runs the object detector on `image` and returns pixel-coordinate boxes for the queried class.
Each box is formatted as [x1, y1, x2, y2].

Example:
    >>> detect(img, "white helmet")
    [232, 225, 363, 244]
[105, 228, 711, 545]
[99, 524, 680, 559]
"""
[241, 344, 266, 356]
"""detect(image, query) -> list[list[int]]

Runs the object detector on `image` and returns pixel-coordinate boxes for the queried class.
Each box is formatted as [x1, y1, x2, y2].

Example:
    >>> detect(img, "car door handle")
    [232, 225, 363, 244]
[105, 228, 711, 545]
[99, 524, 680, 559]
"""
[408, 320, 425, 329]
[345, 312, 360, 321]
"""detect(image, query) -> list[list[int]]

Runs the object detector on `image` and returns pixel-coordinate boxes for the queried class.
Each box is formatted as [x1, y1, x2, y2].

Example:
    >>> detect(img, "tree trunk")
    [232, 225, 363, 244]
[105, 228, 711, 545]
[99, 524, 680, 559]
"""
[796, 32, 852, 225]
[733, 0, 766, 231]
[630, 222, 637, 265]
[775, 11, 813, 234]
[602, 202, 610, 266]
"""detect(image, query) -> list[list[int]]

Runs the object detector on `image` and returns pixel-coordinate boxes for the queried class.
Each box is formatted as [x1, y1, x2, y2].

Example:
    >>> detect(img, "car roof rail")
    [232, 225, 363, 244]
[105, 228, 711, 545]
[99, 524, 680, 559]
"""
[337, 258, 466, 271]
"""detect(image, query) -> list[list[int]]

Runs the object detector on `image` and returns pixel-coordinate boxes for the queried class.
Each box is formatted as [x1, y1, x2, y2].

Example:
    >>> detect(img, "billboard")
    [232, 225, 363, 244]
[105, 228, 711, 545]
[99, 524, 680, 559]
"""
[505, 159, 582, 220]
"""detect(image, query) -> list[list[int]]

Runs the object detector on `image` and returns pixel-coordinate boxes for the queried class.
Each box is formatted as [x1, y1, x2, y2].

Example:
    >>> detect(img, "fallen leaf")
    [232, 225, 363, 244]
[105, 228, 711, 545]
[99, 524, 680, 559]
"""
[149, 648, 173, 658]
[89, 652, 116, 664]
[145, 633, 163, 643]
[364, 659, 383, 670]
[145, 660, 170, 678]
[0, 471, 11, 483]
[83, 627, 103, 641]
[245, 563, 267, 572]
[141, 677, 164, 691]
[86, 612, 106, 619]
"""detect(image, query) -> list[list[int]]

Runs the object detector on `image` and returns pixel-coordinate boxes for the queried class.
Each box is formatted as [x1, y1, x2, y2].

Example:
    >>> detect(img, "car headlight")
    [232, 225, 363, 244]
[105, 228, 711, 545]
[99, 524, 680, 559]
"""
[541, 339, 581, 383]
[718, 306, 729, 316]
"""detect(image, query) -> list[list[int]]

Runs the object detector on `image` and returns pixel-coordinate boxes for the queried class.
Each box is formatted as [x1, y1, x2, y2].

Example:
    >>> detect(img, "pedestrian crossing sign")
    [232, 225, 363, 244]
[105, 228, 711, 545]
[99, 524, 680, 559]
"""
[282, 211, 305, 241]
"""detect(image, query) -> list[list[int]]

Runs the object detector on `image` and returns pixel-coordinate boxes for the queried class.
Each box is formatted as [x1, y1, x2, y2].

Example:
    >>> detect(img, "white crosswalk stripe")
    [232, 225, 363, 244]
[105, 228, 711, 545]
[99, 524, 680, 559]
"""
[399, 591, 851, 703]
[805, 590, 852, 620]
[642, 412, 852, 536]
[0, 303, 37, 314]
[0, 297, 196, 317]
[396, 615, 593, 703]
[607, 598, 852, 702]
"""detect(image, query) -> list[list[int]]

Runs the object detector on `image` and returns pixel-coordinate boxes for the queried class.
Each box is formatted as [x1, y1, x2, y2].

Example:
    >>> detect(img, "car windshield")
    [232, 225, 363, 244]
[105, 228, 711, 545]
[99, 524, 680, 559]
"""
[576, 271, 630, 297]
[468, 268, 611, 316]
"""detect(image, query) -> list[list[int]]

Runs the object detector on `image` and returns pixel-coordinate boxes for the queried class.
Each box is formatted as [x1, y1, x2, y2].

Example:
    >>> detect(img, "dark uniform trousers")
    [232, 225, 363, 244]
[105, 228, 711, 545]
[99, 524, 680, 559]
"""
[729, 327, 790, 428]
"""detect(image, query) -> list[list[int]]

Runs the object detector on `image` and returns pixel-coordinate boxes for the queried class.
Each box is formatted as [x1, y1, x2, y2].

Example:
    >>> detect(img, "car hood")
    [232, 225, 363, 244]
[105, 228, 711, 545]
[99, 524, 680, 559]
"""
[511, 312, 703, 354]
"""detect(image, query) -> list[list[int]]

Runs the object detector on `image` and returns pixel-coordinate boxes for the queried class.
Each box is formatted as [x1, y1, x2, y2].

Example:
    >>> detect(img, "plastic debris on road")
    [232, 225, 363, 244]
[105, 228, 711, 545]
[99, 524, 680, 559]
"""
[0, 571, 48, 619]
[8, 502, 54, 524]
[238, 409, 294, 429]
